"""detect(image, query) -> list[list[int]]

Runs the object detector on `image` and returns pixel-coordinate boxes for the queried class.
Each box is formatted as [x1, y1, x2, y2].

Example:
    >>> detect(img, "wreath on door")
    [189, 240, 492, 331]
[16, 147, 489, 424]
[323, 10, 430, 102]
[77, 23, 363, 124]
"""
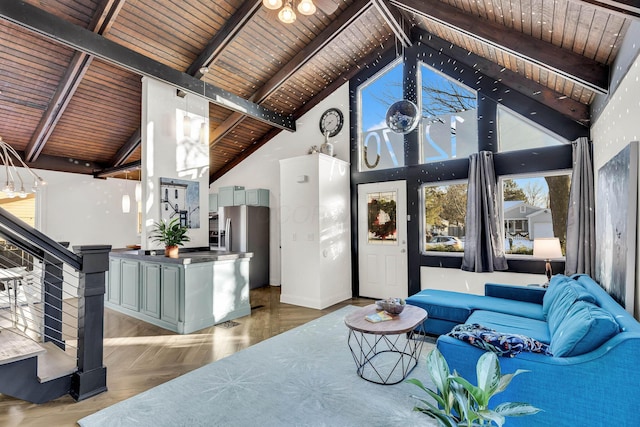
[368, 198, 397, 240]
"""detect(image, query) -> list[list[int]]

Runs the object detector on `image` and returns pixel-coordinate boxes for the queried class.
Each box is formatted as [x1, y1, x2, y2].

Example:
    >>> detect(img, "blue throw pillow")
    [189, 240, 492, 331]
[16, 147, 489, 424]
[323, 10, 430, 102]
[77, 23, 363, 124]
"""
[546, 282, 597, 334]
[449, 323, 552, 358]
[550, 301, 619, 357]
[542, 275, 573, 318]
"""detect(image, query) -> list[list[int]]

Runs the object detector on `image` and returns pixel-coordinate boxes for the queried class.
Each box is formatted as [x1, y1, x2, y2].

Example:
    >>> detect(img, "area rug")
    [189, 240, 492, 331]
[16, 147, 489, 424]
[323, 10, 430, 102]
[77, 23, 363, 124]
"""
[78, 306, 437, 427]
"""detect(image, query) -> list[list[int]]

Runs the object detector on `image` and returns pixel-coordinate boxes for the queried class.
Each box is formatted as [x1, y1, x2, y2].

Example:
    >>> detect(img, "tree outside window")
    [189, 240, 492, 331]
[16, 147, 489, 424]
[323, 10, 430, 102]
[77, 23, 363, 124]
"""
[502, 175, 570, 255]
[423, 183, 467, 252]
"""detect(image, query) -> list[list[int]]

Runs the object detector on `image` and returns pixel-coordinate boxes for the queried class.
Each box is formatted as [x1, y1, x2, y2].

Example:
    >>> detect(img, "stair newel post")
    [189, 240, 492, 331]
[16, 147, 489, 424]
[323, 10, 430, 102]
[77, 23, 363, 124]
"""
[70, 244, 111, 401]
[43, 248, 66, 350]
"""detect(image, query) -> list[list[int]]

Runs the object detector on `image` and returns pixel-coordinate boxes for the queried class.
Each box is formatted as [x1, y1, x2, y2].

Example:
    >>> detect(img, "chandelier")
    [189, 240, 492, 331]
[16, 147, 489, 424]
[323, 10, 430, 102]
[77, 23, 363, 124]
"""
[263, 0, 316, 24]
[0, 136, 47, 198]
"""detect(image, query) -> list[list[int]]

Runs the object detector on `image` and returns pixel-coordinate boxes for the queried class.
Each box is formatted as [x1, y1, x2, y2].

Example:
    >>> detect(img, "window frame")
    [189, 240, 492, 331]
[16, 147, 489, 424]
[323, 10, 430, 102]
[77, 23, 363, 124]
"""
[497, 104, 571, 153]
[499, 169, 572, 260]
[417, 61, 479, 165]
[420, 179, 468, 256]
[356, 58, 404, 173]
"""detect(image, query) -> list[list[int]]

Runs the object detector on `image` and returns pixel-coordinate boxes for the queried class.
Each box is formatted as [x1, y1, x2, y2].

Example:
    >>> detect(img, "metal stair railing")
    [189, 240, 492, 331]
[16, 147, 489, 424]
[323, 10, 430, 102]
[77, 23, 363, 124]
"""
[0, 206, 110, 402]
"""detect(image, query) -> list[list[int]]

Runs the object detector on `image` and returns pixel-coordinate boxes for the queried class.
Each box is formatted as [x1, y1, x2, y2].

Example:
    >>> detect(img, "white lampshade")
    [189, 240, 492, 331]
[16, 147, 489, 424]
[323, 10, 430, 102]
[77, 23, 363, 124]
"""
[135, 182, 142, 202]
[533, 238, 562, 259]
[122, 194, 131, 213]
[183, 114, 192, 138]
[278, 2, 296, 23]
[297, 0, 316, 15]
[263, 0, 283, 10]
[199, 121, 208, 145]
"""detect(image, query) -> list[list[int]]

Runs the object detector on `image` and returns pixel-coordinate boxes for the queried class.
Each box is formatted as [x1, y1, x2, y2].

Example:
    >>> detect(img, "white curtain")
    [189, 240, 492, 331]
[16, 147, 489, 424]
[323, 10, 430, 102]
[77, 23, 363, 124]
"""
[462, 151, 508, 272]
[565, 137, 595, 276]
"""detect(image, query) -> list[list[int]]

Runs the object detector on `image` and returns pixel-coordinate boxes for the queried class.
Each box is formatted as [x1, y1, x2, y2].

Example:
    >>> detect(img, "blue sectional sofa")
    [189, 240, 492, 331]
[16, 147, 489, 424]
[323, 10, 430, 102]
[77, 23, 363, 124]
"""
[406, 274, 640, 426]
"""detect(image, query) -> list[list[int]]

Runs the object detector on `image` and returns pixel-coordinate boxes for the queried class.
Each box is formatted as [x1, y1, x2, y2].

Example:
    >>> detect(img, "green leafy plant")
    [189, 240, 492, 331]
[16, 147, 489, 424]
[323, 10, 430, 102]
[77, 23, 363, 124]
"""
[407, 349, 540, 427]
[149, 217, 190, 248]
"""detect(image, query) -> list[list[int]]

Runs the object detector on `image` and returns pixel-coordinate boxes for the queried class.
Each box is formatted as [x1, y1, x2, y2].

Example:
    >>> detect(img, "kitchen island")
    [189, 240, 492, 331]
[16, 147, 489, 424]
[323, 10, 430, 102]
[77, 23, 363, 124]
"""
[106, 249, 252, 334]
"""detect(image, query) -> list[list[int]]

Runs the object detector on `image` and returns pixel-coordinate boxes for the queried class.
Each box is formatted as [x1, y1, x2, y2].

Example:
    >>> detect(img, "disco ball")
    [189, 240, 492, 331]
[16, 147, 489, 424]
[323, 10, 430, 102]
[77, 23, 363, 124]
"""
[385, 100, 420, 134]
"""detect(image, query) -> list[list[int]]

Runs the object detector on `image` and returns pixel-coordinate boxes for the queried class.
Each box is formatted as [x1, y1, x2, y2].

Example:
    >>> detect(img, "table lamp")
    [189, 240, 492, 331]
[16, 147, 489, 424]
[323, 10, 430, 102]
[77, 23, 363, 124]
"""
[533, 238, 563, 286]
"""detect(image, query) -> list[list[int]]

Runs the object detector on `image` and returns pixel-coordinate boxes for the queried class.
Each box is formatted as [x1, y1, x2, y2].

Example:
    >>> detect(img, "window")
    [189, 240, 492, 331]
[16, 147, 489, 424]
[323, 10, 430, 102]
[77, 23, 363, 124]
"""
[358, 60, 404, 171]
[422, 183, 467, 253]
[419, 63, 478, 163]
[367, 191, 397, 245]
[502, 173, 571, 255]
[0, 192, 36, 269]
[497, 105, 569, 152]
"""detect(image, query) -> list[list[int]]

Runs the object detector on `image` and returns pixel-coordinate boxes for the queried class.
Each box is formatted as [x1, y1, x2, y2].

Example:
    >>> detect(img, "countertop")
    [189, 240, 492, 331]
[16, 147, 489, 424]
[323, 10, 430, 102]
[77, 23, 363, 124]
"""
[110, 248, 253, 265]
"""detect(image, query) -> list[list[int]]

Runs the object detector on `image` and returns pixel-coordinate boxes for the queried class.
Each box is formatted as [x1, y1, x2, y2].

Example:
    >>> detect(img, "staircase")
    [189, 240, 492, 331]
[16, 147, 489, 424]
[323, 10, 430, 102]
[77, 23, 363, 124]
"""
[0, 328, 77, 403]
[0, 207, 110, 404]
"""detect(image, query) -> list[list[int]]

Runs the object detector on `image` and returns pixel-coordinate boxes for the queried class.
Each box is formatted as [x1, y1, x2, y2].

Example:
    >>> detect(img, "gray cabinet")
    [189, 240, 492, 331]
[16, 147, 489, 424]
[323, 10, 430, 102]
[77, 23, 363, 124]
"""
[106, 253, 251, 334]
[121, 260, 140, 311]
[141, 262, 161, 318]
[108, 258, 121, 304]
[245, 188, 269, 207]
[161, 265, 180, 323]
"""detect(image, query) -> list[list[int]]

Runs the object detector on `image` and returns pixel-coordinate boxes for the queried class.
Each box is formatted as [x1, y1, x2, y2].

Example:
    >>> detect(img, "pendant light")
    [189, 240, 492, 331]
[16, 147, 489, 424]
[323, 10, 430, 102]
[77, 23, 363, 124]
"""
[262, 0, 283, 10]
[135, 182, 142, 202]
[297, 0, 316, 15]
[278, 1, 296, 23]
[122, 171, 131, 213]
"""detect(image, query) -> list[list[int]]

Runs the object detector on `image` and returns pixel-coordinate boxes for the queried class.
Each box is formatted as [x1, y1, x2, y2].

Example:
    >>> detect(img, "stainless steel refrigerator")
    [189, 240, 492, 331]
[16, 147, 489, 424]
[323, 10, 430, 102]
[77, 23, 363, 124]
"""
[219, 205, 270, 289]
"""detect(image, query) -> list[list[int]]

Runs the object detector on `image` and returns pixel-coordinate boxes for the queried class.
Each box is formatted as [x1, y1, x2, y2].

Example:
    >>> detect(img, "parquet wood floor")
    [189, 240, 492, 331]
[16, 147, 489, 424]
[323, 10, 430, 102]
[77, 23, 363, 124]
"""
[0, 286, 373, 427]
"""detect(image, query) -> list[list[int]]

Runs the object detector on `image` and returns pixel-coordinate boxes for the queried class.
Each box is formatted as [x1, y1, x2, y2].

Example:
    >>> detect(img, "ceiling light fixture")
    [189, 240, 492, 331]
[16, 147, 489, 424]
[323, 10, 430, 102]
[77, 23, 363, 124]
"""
[264, 0, 316, 24]
[0, 135, 46, 198]
[122, 171, 131, 213]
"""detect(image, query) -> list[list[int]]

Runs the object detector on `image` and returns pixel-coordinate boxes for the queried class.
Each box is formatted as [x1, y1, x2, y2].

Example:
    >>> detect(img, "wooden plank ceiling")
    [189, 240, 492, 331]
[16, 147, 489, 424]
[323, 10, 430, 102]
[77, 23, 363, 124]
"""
[0, 0, 635, 181]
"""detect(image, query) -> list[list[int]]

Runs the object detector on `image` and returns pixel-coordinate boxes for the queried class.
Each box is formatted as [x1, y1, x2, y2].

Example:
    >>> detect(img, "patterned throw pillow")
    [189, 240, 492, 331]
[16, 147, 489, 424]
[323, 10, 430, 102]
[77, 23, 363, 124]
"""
[448, 323, 553, 358]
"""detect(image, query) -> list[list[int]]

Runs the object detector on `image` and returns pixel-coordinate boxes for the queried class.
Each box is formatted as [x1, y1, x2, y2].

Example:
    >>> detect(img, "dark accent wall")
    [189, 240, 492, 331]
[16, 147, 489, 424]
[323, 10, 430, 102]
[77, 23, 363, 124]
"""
[349, 33, 589, 297]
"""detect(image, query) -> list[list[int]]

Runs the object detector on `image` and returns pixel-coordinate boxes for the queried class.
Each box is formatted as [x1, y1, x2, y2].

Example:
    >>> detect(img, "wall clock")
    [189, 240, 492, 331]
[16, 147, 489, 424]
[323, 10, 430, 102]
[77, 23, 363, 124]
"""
[319, 108, 344, 138]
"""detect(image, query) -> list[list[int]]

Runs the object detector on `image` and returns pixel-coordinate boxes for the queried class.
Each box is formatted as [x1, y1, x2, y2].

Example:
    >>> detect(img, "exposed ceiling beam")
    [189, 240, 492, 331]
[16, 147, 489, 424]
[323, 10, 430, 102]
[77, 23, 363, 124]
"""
[94, 160, 141, 178]
[110, 128, 141, 167]
[209, 0, 375, 146]
[210, 38, 397, 183]
[0, 1, 295, 132]
[412, 29, 590, 125]
[372, 0, 411, 47]
[24, 0, 126, 163]
[186, 0, 263, 78]
[390, 0, 609, 94]
[22, 152, 105, 175]
[578, 0, 640, 19]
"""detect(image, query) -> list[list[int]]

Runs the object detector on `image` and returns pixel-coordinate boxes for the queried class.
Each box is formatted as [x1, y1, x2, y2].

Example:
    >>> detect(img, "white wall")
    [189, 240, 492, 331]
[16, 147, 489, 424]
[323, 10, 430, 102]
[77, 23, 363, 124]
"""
[591, 49, 640, 317]
[37, 168, 139, 249]
[421, 266, 548, 295]
[210, 83, 351, 285]
[141, 77, 210, 250]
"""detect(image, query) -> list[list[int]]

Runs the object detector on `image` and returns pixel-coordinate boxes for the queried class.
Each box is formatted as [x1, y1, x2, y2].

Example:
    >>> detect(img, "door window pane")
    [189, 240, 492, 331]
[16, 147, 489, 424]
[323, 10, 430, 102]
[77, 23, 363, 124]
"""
[358, 60, 404, 171]
[419, 64, 477, 163]
[502, 174, 571, 255]
[423, 183, 467, 252]
[367, 191, 397, 245]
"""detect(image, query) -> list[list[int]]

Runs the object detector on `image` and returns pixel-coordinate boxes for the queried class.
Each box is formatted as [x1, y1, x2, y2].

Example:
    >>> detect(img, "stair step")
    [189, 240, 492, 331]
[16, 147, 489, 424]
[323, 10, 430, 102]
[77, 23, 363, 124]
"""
[0, 328, 45, 365]
[37, 341, 77, 383]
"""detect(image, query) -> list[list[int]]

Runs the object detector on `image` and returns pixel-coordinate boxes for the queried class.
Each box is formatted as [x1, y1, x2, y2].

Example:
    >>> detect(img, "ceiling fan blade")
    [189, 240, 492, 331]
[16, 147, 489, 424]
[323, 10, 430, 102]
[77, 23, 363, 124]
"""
[315, 0, 340, 15]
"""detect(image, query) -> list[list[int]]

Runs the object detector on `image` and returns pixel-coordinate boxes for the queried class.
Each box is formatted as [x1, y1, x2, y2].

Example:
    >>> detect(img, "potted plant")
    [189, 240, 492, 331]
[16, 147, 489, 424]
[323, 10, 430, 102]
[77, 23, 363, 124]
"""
[149, 217, 190, 258]
[408, 348, 540, 427]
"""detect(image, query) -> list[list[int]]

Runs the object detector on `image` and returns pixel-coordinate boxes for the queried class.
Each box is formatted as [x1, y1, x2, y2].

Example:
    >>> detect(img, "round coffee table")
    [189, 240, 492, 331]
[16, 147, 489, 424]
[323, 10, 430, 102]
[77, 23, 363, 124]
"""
[344, 304, 428, 385]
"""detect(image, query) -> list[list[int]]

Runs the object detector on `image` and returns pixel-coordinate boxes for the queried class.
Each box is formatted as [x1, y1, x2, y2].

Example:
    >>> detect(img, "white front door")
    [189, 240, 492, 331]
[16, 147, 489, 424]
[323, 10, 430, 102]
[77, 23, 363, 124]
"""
[357, 180, 408, 299]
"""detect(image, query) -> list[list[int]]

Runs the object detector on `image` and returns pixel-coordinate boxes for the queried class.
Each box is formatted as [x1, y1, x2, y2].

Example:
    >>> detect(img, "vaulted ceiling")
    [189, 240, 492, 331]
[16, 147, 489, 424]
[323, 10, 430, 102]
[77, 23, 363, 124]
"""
[0, 0, 637, 182]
